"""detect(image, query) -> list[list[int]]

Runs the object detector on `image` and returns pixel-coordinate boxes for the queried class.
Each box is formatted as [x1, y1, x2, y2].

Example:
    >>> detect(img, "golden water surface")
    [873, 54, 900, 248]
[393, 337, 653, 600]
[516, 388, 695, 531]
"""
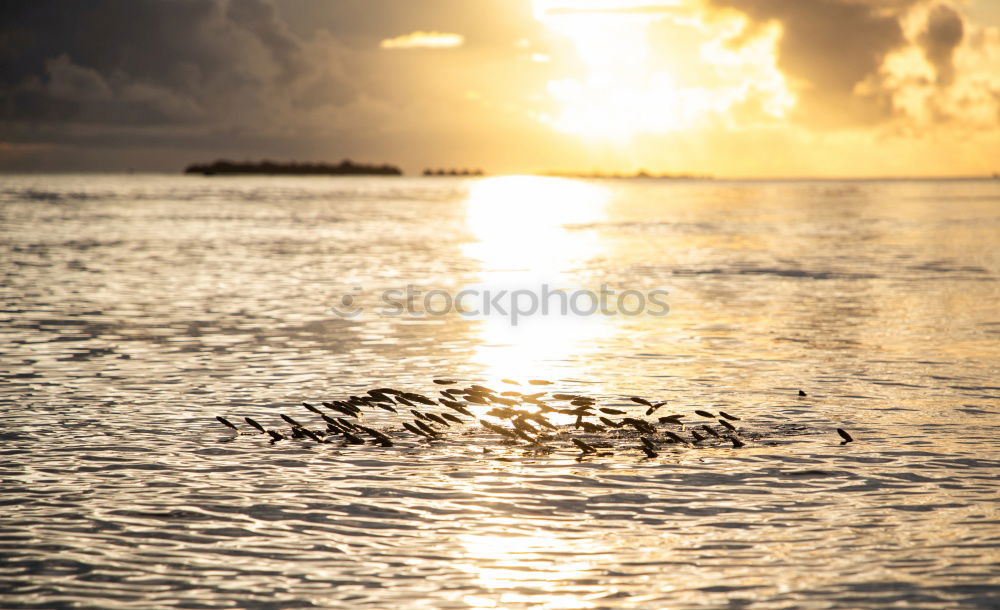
[2, 174, 999, 608]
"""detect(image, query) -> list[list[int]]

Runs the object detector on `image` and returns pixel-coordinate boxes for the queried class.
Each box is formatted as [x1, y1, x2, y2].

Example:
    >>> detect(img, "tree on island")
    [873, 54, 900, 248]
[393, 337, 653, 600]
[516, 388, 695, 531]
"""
[421, 168, 484, 176]
[184, 159, 403, 176]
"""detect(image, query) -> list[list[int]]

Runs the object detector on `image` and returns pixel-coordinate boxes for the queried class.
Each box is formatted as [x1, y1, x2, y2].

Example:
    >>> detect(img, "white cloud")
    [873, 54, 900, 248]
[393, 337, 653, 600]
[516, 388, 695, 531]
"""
[380, 31, 464, 50]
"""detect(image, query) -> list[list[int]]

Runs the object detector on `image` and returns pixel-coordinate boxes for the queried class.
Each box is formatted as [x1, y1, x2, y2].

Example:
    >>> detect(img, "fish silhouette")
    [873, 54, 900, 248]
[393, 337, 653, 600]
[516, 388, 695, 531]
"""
[572, 438, 597, 453]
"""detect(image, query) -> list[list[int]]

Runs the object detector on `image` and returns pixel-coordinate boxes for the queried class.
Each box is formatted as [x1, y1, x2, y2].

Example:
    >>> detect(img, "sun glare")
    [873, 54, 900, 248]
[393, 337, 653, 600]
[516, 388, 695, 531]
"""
[533, 0, 794, 139]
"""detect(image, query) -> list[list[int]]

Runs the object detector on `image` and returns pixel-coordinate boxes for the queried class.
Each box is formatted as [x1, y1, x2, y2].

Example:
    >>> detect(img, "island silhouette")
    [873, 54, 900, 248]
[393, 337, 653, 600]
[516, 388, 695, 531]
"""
[422, 168, 485, 176]
[184, 159, 403, 176]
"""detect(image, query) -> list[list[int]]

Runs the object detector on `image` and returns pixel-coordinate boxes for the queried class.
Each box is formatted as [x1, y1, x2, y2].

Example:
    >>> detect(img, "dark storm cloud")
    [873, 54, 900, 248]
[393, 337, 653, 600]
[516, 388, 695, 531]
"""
[0, 0, 548, 170]
[0, 0, 354, 133]
[706, 0, 917, 126]
[919, 4, 964, 86]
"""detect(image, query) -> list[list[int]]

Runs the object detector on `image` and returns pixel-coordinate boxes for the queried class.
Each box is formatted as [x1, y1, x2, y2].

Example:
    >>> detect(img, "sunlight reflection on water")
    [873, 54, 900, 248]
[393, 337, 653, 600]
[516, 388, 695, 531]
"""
[464, 176, 617, 386]
[458, 528, 599, 609]
[464, 175, 608, 276]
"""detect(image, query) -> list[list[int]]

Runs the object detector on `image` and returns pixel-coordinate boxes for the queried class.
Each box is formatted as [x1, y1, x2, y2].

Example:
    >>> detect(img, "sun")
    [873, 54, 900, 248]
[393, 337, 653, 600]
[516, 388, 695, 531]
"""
[534, 0, 689, 139]
[532, 0, 795, 140]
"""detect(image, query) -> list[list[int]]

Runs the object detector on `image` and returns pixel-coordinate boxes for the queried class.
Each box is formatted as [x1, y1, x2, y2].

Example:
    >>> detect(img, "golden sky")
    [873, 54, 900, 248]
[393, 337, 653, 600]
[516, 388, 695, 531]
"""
[1, 0, 998, 176]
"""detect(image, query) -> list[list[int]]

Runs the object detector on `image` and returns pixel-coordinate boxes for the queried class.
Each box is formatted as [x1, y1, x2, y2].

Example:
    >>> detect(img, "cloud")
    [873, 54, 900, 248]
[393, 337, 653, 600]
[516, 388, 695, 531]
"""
[698, 0, 999, 133]
[919, 4, 964, 86]
[0, 0, 550, 172]
[704, 0, 914, 127]
[43, 55, 114, 102]
[380, 31, 465, 49]
[0, 0, 359, 140]
[873, 4, 1000, 131]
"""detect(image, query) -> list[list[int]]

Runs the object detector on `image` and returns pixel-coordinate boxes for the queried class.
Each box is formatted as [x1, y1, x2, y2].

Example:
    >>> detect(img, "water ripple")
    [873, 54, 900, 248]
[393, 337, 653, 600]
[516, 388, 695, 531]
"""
[2, 176, 998, 608]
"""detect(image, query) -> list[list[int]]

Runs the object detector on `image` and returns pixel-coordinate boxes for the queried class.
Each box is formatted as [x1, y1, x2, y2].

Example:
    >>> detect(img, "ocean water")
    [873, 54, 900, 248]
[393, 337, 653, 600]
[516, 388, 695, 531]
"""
[1, 173, 998, 609]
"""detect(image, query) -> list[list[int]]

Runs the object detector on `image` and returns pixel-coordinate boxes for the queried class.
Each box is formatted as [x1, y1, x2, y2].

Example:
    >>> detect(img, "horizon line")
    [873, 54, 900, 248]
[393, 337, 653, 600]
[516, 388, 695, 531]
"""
[1, 169, 997, 182]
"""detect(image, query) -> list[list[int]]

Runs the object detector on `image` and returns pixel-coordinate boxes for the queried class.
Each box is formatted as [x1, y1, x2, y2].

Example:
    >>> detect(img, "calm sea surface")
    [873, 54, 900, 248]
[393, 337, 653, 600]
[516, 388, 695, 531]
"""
[2, 174, 999, 608]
